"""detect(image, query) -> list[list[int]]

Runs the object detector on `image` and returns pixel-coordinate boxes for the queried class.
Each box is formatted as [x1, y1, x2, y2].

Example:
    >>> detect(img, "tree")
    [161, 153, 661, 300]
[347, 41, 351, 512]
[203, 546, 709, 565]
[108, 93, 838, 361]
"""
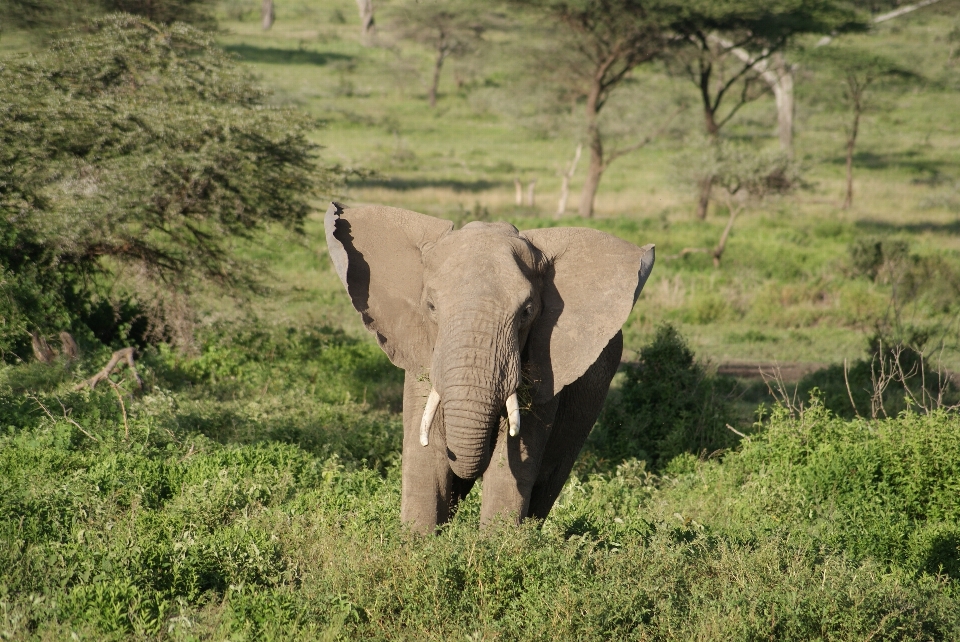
[0, 0, 219, 32]
[804, 47, 915, 209]
[664, 0, 864, 218]
[261, 0, 274, 30]
[0, 15, 331, 358]
[511, 0, 671, 218]
[671, 143, 801, 266]
[389, 0, 489, 109]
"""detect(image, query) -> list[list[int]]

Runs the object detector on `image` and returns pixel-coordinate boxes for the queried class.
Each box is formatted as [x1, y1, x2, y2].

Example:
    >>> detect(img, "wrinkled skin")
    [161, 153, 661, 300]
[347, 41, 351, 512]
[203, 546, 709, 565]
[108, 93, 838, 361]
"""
[325, 203, 654, 533]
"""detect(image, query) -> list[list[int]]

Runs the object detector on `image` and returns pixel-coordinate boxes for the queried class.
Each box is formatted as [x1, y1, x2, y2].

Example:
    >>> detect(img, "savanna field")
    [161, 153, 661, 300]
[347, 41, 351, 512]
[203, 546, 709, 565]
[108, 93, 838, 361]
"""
[3, 0, 960, 638]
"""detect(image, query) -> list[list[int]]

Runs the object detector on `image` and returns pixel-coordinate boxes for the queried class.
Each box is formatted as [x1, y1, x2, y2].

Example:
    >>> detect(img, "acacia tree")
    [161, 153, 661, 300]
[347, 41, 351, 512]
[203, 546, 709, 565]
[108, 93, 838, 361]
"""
[512, 0, 670, 218]
[389, 0, 489, 108]
[0, 15, 330, 357]
[665, 0, 863, 218]
[805, 47, 914, 208]
[672, 144, 800, 267]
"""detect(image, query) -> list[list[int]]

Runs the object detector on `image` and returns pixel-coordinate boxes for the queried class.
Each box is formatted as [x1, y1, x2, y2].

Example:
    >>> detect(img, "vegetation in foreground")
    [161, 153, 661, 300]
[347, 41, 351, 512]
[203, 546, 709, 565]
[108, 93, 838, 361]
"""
[1, 325, 958, 640]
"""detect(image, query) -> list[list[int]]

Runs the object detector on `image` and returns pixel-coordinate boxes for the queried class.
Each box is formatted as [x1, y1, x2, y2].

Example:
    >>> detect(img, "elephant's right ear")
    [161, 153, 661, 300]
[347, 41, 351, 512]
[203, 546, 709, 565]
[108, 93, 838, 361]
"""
[325, 202, 453, 371]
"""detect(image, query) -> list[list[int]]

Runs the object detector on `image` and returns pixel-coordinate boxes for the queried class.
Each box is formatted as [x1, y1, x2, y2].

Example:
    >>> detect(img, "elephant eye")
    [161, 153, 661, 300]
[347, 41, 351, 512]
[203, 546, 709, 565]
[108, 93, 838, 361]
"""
[426, 300, 436, 312]
[519, 303, 534, 321]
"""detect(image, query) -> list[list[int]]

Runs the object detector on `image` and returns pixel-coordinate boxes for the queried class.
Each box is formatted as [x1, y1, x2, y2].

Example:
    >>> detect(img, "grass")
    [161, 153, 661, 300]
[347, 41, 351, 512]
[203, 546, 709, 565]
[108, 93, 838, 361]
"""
[1, 329, 959, 639]
[200, 0, 960, 372]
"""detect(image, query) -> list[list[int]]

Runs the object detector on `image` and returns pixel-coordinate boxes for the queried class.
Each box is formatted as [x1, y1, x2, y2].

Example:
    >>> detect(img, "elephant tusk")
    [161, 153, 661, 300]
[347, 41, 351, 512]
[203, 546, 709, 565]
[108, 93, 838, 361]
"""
[506, 391, 520, 437]
[419, 388, 441, 446]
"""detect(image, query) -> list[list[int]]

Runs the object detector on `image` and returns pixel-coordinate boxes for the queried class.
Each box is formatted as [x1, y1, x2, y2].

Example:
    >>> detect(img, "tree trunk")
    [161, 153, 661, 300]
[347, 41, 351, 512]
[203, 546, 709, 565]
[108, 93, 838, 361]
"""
[556, 143, 582, 218]
[712, 201, 742, 268]
[428, 48, 446, 108]
[771, 56, 795, 152]
[578, 119, 604, 218]
[526, 180, 536, 208]
[703, 107, 720, 138]
[355, 0, 375, 44]
[261, 0, 274, 30]
[696, 177, 712, 220]
[697, 101, 719, 220]
[843, 103, 861, 209]
[514, 179, 523, 206]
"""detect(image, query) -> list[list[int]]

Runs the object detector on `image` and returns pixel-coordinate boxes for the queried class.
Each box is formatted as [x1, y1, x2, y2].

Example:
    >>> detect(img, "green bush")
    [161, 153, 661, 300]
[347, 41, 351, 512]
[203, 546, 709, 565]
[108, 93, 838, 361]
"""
[0, 15, 329, 358]
[589, 324, 738, 469]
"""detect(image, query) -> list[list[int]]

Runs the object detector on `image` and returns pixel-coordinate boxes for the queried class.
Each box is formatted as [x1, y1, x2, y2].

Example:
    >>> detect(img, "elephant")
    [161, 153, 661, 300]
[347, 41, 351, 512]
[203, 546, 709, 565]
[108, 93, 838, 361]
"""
[324, 202, 654, 533]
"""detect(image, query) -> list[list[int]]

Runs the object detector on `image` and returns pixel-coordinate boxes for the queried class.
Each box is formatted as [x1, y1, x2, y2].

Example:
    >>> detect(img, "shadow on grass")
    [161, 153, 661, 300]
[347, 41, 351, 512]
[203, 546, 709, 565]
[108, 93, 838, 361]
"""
[223, 44, 352, 66]
[350, 177, 506, 192]
[855, 218, 960, 235]
[829, 149, 960, 176]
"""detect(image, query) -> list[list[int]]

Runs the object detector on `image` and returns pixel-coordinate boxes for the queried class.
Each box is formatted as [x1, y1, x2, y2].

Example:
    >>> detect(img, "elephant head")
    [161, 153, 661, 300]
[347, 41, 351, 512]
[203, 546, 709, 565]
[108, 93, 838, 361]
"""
[325, 203, 654, 480]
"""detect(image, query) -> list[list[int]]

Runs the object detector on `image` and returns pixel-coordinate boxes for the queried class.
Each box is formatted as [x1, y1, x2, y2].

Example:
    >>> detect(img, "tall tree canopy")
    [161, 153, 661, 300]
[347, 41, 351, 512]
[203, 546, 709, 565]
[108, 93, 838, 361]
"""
[0, 15, 330, 358]
[0, 0, 218, 31]
[662, 0, 866, 217]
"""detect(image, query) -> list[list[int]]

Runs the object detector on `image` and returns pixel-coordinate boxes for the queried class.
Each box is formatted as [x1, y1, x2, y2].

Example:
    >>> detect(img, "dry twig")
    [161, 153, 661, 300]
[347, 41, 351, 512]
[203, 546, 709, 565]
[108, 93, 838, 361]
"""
[843, 358, 861, 418]
[109, 380, 130, 441]
[30, 395, 99, 443]
[76, 347, 142, 391]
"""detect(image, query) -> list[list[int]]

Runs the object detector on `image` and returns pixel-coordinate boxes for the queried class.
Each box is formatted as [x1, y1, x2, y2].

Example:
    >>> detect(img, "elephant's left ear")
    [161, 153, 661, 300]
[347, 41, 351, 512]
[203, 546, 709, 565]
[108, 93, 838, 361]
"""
[521, 227, 654, 404]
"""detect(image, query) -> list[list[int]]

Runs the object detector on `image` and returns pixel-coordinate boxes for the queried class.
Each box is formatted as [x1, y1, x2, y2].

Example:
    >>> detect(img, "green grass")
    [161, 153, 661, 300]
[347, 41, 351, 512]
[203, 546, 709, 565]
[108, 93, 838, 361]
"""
[197, 0, 960, 371]
[1, 329, 959, 639]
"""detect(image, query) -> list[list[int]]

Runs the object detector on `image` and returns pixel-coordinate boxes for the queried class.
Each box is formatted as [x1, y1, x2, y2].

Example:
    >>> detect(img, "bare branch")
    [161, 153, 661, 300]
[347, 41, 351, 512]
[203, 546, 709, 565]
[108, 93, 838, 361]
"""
[604, 103, 686, 167]
[76, 347, 142, 391]
[30, 395, 99, 442]
[843, 358, 862, 418]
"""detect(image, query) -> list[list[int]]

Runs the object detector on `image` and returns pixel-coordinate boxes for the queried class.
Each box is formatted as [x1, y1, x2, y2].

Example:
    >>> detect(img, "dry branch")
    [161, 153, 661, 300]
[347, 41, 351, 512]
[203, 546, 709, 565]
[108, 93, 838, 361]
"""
[31, 332, 56, 364]
[76, 347, 142, 391]
[60, 332, 79, 361]
[30, 395, 99, 442]
[663, 247, 710, 260]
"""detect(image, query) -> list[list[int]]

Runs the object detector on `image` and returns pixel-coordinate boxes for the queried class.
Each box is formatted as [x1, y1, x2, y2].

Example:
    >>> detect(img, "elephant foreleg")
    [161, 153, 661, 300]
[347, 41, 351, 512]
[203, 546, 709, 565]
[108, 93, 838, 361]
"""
[527, 331, 623, 520]
[478, 397, 558, 526]
[401, 372, 469, 533]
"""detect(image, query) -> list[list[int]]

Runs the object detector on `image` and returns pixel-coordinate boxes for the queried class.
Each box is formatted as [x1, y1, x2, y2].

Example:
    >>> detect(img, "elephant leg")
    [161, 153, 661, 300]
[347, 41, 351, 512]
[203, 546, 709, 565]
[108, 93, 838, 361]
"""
[401, 371, 466, 534]
[527, 331, 623, 521]
[479, 396, 559, 526]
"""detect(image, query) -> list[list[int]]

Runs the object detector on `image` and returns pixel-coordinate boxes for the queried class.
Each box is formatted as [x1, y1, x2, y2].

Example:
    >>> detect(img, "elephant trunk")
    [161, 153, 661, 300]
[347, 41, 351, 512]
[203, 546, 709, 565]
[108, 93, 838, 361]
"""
[432, 320, 520, 480]
[442, 391, 501, 479]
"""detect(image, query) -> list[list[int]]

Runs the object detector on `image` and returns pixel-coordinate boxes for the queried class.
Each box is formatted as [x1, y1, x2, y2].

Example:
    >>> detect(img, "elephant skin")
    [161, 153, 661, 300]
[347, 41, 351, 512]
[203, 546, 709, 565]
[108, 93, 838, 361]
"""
[324, 202, 654, 533]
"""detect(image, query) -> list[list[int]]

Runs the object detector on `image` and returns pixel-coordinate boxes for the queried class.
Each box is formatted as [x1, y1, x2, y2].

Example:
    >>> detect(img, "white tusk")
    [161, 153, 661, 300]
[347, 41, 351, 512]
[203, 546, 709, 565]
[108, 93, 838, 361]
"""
[419, 388, 441, 446]
[506, 392, 521, 437]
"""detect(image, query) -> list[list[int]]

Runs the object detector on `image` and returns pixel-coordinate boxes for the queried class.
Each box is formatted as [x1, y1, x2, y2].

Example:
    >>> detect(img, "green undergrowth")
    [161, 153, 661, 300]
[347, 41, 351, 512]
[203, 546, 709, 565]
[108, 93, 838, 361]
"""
[1, 325, 959, 639]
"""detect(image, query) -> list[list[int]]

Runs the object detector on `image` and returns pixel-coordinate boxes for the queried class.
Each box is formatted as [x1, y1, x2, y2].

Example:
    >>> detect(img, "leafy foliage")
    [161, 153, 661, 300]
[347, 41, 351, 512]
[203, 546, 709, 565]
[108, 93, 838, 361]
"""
[590, 324, 738, 468]
[0, 15, 329, 357]
[0, 326, 958, 638]
[0, 0, 218, 31]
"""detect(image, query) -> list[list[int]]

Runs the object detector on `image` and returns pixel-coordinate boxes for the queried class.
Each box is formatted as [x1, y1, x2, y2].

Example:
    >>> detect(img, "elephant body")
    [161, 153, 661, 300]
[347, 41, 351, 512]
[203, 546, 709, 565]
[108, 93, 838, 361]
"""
[325, 203, 654, 533]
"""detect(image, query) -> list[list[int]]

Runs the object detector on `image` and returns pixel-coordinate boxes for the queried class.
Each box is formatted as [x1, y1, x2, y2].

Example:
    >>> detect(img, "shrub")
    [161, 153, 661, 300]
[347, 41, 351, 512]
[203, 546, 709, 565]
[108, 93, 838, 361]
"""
[589, 324, 738, 469]
[0, 15, 331, 358]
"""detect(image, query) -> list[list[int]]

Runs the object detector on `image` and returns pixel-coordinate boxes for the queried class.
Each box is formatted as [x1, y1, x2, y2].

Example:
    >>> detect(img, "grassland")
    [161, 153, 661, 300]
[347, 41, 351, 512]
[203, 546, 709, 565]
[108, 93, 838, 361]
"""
[209, 0, 960, 374]
[2, 1, 960, 638]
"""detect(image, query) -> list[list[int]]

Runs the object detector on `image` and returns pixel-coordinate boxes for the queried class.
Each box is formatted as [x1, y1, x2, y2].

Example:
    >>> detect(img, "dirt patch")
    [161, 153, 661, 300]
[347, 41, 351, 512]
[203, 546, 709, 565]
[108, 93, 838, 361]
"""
[714, 362, 828, 382]
[620, 360, 829, 382]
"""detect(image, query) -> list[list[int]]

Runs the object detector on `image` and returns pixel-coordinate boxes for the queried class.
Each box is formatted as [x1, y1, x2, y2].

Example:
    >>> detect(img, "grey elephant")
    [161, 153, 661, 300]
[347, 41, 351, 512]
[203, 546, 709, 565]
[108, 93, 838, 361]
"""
[324, 202, 654, 533]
